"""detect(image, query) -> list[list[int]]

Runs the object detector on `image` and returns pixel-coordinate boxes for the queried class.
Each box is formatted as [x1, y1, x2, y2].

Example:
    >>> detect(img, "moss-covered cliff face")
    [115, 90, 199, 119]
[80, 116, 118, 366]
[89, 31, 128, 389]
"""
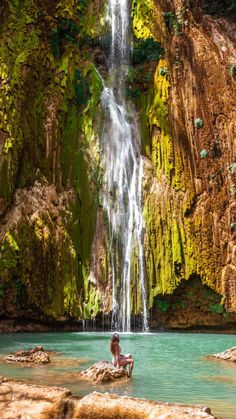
[134, 0, 236, 328]
[0, 0, 106, 328]
[0, 0, 235, 330]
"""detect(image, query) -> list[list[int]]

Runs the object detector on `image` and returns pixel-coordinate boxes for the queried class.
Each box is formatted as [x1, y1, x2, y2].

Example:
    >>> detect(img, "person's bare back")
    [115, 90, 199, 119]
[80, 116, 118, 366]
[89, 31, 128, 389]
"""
[110, 333, 134, 377]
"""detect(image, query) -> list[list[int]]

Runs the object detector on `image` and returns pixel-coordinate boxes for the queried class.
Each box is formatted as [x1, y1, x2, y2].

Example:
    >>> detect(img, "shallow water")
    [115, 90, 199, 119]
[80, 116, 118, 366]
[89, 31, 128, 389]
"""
[0, 332, 236, 419]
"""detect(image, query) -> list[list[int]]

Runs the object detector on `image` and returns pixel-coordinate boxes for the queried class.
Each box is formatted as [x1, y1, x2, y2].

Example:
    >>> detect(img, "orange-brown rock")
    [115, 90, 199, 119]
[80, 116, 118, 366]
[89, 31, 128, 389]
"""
[80, 361, 129, 383]
[213, 346, 236, 362]
[74, 392, 215, 419]
[0, 377, 73, 419]
[3, 346, 50, 365]
[0, 377, 215, 419]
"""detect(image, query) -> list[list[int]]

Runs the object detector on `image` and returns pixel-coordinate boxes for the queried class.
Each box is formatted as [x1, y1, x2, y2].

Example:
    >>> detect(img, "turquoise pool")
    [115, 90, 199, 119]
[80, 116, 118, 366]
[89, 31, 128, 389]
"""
[0, 332, 236, 418]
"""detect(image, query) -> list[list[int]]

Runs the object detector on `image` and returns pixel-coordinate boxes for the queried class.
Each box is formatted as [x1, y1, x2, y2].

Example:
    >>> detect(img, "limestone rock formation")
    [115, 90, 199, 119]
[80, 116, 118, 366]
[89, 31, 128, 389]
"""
[0, 0, 235, 330]
[0, 377, 73, 418]
[80, 361, 129, 383]
[74, 392, 215, 419]
[213, 346, 236, 362]
[3, 346, 50, 365]
[0, 377, 215, 419]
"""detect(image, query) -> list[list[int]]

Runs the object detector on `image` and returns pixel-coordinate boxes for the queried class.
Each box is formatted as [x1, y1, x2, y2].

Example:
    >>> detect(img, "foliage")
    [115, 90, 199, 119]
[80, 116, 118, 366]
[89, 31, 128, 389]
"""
[159, 67, 167, 76]
[231, 222, 236, 230]
[49, 18, 80, 58]
[208, 302, 224, 314]
[74, 69, 90, 110]
[230, 65, 236, 75]
[202, 0, 236, 20]
[126, 86, 142, 98]
[133, 38, 164, 65]
[163, 12, 175, 32]
[0, 232, 19, 271]
[194, 118, 203, 128]
[156, 299, 170, 312]
[229, 185, 236, 197]
[200, 149, 208, 159]
[126, 66, 154, 99]
[163, 10, 185, 36]
[77, 0, 89, 17]
[132, 0, 154, 39]
[229, 162, 236, 174]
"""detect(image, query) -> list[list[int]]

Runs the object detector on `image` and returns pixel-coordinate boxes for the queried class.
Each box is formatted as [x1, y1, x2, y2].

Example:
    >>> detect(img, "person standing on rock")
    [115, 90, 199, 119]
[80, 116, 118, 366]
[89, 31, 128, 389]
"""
[110, 333, 134, 377]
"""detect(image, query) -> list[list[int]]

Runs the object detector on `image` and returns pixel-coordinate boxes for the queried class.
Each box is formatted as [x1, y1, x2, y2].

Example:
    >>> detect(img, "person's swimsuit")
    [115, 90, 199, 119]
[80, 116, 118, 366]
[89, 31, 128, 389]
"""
[112, 353, 125, 366]
[112, 345, 123, 366]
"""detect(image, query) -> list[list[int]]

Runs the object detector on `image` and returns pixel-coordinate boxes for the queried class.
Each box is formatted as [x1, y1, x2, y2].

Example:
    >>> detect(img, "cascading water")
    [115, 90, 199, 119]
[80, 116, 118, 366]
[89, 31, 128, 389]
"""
[100, 0, 149, 332]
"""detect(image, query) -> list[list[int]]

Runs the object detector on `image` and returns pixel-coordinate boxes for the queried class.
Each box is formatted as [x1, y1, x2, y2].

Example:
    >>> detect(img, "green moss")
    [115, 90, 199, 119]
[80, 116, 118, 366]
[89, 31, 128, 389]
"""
[49, 18, 81, 58]
[74, 68, 90, 110]
[141, 55, 219, 304]
[194, 118, 203, 128]
[0, 214, 82, 318]
[229, 162, 236, 174]
[0, 158, 11, 205]
[133, 38, 163, 64]
[230, 65, 236, 76]
[200, 149, 208, 159]
[159, 67, 167, 76]
[59, 61, 103, 310]
[132, 0, 154, 40]
[208, 302, 224, 314]
[0, 232, 19, 271]
[156, 299, 169, 312]
[202, 0, 236, 20]
[83, 286, 101, 319]
[163, 12, 175, 32]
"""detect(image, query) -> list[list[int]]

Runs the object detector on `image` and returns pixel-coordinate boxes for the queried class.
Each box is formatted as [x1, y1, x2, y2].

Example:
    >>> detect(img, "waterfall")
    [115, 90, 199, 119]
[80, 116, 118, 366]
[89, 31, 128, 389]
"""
[100, 0, 149, 332]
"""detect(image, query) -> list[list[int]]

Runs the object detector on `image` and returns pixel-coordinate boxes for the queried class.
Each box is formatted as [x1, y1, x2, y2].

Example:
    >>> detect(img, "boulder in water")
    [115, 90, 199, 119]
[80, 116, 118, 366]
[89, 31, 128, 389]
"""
[80, 360, 129, 383]
[3, 346, 50, 365]
[213, 346, 236, 362]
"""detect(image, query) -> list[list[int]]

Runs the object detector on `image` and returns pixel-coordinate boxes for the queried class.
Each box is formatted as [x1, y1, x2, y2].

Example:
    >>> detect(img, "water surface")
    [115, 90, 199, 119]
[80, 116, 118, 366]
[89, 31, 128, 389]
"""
[0, 332, 236, 419]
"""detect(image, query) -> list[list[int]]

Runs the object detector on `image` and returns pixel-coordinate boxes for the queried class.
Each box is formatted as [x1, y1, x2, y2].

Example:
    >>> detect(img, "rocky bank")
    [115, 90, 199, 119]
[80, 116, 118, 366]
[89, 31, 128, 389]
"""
[0, 377, 215, 418]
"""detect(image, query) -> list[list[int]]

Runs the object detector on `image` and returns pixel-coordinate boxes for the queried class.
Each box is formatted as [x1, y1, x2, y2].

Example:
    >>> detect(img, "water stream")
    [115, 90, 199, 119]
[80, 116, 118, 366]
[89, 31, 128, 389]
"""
[100, 0, 148, 331]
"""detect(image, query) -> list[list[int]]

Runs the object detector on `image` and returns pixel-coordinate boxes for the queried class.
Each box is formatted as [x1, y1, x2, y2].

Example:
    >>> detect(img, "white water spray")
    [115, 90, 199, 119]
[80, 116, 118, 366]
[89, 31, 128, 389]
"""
[100, 0, 149, 331]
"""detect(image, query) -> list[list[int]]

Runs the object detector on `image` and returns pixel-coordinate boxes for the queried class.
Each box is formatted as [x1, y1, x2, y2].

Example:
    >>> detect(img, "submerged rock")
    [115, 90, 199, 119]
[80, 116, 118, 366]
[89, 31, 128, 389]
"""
[3, 346, 50, 365]
[0, 378, 215, 419]
[213, 346, 236, 362]
[80, 360, 129, 383]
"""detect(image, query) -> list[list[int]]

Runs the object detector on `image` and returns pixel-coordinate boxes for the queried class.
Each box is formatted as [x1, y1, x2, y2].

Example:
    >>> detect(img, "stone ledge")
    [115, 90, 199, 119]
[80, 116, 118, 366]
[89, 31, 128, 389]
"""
[0, 377, 216, 418]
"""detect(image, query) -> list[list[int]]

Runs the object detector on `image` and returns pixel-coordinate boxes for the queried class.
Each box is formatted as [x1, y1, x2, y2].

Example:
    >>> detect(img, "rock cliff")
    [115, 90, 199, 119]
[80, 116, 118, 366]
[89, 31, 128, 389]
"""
[0, 0, 235, 330]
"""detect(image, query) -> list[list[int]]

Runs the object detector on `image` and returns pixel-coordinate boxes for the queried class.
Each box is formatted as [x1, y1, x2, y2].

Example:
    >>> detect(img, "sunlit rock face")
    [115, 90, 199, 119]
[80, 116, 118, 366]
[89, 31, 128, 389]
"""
[134, 0, 236, 327]
[213, 346, 236, 362]
[80, 361, 129, 383]
[3, 346, 50, 365]
[0, 378, 215, 419]
[0, 0, 236, 330]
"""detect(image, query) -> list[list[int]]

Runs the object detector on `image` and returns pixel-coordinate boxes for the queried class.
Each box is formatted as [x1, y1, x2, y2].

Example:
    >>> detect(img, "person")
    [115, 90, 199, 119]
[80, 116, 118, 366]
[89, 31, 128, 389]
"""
[110, 333, 134, 377]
